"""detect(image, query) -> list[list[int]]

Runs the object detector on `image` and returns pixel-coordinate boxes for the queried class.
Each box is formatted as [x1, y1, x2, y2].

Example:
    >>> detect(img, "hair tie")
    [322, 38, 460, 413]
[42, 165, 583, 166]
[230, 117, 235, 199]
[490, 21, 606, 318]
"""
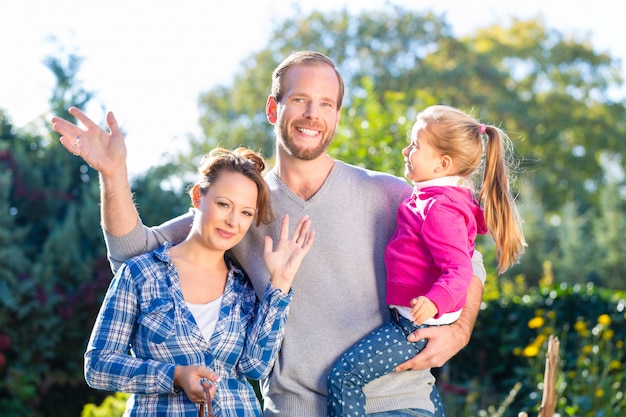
[479, 124, 487, 134]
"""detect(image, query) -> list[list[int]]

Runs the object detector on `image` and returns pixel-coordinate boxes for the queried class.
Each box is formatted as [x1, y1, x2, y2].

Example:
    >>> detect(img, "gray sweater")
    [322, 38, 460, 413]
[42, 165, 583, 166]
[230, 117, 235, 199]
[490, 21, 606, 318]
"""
[105, 160, 486, 416]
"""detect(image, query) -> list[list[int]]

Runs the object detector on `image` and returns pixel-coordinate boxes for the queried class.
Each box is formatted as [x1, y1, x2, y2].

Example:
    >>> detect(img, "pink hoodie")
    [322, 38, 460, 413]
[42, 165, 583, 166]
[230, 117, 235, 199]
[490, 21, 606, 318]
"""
[385, 177, 487, 318]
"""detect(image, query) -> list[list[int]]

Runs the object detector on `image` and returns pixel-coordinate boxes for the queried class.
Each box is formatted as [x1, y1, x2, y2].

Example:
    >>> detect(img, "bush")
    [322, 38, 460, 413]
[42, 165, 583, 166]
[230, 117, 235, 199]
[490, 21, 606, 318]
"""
[81, 392, 128, 417]
[442, 281, 626, 416]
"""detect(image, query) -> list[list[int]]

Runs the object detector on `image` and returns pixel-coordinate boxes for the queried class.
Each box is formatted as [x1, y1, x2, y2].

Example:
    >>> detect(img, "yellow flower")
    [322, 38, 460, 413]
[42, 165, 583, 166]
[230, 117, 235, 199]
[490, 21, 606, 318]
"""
[523, 345, 539, 357]
[574, 320, 589, 337]
[617, 340, 624, 349]
[602, 329, 614, 340]
[598, 314, 611, 326]
[528, 317, 545, 329]
[535, 334, 547, 347]
[609, 360, 622, 371]
[513, 347, 522, 356]
[547, 310, 556, 319]
[574, 320, 586, 332]
[582, 345, 592, 354]
[596, 388, 605, 398]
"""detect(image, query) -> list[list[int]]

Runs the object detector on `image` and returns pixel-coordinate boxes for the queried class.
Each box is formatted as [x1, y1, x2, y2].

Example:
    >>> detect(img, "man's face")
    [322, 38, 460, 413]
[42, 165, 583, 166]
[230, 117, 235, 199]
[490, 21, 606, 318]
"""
[272, 64, 341, 161]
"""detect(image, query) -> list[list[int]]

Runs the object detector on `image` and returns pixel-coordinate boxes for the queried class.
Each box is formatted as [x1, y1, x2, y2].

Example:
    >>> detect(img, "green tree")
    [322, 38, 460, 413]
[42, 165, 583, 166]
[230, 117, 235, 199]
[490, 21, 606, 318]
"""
[592, 179, 626, 287]
[192, 7, 626, 211]
[130, 160, 193, 228]
[189, 5, 626, 286]
[552, 200, 594, 284]
[44, 53, 93, 122]
[0, 157, 32, 415]
[0, 53, 111, 416]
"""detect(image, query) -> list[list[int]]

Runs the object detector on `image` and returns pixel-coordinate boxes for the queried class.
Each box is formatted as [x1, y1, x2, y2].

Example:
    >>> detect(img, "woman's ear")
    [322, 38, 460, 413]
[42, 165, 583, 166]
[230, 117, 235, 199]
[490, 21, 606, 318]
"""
[191, 184, 202, 208]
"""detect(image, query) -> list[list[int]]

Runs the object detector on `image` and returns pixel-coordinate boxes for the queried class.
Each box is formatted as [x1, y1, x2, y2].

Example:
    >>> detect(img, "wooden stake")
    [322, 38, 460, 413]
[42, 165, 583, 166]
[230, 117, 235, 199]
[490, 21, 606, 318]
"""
[538, 335, 560, 417]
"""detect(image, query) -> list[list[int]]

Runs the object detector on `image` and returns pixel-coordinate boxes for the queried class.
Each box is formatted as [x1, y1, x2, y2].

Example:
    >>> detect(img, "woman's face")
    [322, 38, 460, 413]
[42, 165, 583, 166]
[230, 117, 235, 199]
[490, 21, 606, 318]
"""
[192, 171, 258, 252]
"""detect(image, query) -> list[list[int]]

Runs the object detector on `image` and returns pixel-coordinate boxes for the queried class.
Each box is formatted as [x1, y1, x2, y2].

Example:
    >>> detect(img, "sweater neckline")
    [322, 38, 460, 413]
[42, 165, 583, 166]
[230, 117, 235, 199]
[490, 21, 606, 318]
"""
[268, 161, 342, 206]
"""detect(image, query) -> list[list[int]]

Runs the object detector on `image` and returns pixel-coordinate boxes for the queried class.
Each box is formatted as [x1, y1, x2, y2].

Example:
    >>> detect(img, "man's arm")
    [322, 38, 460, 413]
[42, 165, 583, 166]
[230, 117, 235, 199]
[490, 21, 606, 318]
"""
[52, 107, 139, 236]
[394, 249, 486, 371]
[99, 164, 139, 236]
[52, 107, 191, 271]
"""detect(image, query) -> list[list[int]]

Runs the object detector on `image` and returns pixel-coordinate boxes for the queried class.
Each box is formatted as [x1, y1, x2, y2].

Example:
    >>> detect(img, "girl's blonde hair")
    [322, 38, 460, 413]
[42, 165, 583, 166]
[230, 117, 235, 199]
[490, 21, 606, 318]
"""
[417, 104, 526, 273]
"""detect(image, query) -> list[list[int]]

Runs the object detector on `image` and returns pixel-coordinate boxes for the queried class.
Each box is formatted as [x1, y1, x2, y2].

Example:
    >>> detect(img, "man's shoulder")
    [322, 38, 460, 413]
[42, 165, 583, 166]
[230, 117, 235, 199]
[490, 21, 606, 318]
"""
[335, 160, 408, 186]
[334, 161, 411, 203]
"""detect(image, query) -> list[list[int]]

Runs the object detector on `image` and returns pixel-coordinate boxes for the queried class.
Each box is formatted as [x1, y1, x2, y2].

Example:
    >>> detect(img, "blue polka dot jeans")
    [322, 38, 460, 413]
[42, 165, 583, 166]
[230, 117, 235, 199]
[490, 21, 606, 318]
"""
[327, 309, 445, 417]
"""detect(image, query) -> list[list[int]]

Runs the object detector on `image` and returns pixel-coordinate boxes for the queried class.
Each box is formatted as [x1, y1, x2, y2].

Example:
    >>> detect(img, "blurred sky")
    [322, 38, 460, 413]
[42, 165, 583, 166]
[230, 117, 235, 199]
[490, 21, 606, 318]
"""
[2, 0, 626, 177]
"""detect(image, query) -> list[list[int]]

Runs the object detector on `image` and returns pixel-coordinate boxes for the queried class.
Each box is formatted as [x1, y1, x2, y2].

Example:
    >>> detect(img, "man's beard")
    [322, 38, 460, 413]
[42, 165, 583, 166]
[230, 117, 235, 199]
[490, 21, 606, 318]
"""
[275, 119, 334, 161]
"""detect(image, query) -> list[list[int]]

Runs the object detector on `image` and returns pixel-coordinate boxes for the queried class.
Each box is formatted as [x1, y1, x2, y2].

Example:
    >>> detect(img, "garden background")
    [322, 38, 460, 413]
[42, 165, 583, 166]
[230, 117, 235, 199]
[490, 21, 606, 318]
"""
[1, 5, 625, 417]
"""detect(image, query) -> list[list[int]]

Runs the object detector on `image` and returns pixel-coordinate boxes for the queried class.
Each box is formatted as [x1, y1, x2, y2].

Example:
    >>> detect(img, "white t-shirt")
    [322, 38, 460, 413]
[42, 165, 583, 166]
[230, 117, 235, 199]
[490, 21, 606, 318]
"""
[187, 295, 223, 342]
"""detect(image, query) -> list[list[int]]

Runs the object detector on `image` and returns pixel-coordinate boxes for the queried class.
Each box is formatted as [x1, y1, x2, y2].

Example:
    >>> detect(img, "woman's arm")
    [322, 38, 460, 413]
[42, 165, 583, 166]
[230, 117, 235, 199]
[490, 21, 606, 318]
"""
[238, 283, 292, 380]
[84, 266, 178, 393]
[238, 215, 315, 379]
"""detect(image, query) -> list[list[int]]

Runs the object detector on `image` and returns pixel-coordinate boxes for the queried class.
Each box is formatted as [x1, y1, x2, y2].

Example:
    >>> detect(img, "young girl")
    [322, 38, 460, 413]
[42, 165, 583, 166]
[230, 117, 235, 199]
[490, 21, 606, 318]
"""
[82, 146, 315, 416]
[327, 104, 526, 417]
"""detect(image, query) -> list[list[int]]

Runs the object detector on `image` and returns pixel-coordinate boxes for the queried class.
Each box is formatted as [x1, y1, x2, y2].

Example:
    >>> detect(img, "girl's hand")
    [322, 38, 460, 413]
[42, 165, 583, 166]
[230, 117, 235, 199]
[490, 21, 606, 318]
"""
[263, 215, 315, 293]
[410, 296, 438, 325]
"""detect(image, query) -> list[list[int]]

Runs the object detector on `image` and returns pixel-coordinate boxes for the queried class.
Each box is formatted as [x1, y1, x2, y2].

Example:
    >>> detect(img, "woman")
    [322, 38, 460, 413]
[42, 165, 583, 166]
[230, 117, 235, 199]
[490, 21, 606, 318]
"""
[77, 144, 314, 416]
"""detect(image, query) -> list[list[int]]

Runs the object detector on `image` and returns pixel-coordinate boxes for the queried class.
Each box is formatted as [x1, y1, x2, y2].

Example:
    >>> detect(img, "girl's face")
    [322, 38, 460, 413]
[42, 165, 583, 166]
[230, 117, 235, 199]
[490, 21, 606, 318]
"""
[191, 171, 258, 252]
[402, 121, 444, 183]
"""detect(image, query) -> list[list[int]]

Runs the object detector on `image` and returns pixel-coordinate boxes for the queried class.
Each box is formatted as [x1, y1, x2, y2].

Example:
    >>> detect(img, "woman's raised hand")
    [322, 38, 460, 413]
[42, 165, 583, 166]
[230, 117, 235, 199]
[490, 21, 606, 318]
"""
[263, 215, 315, 293]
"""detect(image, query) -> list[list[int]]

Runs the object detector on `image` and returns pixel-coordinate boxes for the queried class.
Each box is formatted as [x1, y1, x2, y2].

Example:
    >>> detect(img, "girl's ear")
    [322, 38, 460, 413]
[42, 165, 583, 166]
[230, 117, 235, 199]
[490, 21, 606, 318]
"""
[437, 154, 453, 173]
[191, 184, 202, 208]
[266, 96, 278, 124]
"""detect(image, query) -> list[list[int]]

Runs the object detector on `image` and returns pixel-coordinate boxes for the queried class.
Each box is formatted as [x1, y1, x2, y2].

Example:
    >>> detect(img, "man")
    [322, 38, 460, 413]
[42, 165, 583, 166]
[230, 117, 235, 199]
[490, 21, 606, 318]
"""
[53, 51, 485, 417]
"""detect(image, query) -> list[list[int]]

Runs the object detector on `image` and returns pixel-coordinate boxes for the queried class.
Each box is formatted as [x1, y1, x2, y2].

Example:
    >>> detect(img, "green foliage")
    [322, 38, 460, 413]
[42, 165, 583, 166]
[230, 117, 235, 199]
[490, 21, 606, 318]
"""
[130, 160, 192, 228]
[592, 179, 626, 287]
[0, 57, 111, 416]
[331, 77, 420, 175]
[190, 5, 626, 289]
[3, 5, 626, 417]
[521, 303, 625, 416]
[44, 54, 93, 120]
[194, 6, 626, 216]
[442, 282, 626, 416]
[81, 392, 129, 417]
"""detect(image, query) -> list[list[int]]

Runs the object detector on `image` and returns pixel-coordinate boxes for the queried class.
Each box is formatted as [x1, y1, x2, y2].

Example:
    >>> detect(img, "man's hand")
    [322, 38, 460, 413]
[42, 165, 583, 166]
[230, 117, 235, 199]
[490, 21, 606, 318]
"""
[395, 276, 483, 371]
[394, 320, 470, 371]
[52, 106, 138, 236]
[51, 107, 127, 180]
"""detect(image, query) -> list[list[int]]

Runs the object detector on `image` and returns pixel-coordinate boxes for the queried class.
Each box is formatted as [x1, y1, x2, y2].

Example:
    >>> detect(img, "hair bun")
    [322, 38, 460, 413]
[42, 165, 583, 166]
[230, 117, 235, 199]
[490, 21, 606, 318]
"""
[233, 147, 266, 173]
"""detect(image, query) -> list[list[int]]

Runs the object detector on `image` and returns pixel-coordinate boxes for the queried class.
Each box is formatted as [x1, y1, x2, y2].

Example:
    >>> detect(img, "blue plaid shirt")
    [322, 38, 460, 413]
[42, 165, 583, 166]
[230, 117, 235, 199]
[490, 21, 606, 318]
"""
[85, 243, 292, 416]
